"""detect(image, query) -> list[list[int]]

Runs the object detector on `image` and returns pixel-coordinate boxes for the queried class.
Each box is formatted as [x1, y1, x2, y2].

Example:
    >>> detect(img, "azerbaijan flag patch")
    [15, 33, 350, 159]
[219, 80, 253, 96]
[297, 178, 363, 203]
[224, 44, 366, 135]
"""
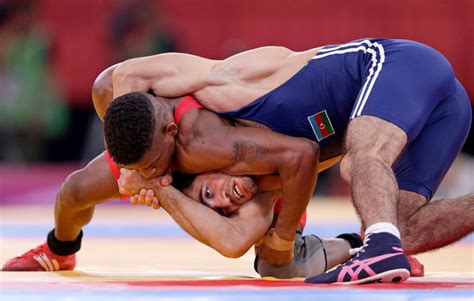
[307, 110, 335, 141]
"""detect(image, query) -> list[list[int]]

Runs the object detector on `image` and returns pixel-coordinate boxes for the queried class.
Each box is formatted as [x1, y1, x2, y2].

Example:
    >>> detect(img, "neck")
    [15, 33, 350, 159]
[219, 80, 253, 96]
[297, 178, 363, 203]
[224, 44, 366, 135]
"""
[152, 96, 185, 123]
[168, 97, 186, 113]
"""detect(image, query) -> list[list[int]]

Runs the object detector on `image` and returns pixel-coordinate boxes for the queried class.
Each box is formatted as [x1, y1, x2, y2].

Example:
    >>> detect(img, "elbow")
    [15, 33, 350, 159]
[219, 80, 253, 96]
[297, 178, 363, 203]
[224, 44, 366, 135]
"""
[294, 139, 320, 169]
[217, 238, 252, 259]
[92, 65, 117, 119]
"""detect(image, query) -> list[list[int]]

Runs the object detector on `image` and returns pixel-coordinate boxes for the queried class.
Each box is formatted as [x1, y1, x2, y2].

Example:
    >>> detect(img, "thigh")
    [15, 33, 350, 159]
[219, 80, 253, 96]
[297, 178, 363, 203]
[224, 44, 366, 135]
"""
[351, 39, 455, 143]
[344, 115, 407, 163]
[394, 80, 472, 199]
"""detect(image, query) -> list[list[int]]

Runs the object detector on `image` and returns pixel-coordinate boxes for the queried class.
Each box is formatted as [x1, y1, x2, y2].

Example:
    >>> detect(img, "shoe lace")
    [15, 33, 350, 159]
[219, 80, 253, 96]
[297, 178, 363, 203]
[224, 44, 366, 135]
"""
[328, 236, 371, 271]
[349, 237, 370, 258]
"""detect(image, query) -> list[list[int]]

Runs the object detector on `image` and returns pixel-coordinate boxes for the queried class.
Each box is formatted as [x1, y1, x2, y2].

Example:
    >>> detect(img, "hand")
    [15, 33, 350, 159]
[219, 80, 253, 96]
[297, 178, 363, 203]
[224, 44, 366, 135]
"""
[130, 188, 161, 209]
[119, 168, 173, 195]
[118, 169, 146, 195]
[257, 228, 294, 266]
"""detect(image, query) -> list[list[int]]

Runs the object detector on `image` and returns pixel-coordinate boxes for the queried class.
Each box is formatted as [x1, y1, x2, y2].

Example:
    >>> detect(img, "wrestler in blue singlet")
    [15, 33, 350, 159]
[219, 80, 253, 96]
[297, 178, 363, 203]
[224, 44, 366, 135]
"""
[218, 39, 471, 200]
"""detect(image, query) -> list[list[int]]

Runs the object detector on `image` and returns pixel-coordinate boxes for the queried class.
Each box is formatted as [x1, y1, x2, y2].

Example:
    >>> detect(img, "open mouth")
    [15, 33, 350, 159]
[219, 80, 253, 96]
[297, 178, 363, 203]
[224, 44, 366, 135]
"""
[230, 177, 257, 203]
[233, 184, 243, 200]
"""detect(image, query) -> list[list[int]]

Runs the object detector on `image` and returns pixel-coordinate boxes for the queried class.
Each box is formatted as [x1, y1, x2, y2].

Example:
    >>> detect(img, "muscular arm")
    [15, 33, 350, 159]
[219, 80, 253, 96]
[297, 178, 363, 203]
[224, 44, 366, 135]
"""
[257, 156, 341, 192]
[112, 53, 217, 99]
[91, 64, 117, 120]
[92, 54, 216, 119]
[153, 184, 278, 258]
[182, 110, 320, 243]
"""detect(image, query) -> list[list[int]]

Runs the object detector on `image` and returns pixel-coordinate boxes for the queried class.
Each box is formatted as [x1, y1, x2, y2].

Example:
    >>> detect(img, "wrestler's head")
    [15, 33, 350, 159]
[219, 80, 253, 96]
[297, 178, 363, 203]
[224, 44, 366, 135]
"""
[104, 92, 177, 178]
[174, 172, 258, 216]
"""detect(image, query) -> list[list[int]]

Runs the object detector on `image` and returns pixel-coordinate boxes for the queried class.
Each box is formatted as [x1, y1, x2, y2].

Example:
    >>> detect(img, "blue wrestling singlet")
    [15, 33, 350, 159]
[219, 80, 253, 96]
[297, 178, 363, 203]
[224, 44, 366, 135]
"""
[217, 39, 472, 199]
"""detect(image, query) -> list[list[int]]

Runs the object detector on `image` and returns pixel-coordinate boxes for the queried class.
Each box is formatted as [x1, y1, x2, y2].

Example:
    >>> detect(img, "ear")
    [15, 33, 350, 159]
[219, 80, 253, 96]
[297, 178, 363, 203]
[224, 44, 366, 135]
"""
[164, 122, 178, 137]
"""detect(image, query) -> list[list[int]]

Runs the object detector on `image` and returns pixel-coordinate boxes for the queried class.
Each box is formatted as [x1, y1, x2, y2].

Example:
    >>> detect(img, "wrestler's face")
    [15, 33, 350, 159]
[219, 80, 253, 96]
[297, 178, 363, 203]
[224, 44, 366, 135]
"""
[124, 95, 178, 179]
[183, 172, 258, 216]
[133, 133, 175, 178]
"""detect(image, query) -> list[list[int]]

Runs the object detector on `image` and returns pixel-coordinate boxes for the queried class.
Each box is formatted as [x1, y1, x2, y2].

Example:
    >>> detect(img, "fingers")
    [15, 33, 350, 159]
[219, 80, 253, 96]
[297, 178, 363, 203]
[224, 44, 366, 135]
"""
[130, 189, 160, 209]
[144, 189, 154, 206]
[160, 175, 173, 186]
[130, 194, 139, 205]
[139, 189, 148, 204]
[152, 197, 161, 209]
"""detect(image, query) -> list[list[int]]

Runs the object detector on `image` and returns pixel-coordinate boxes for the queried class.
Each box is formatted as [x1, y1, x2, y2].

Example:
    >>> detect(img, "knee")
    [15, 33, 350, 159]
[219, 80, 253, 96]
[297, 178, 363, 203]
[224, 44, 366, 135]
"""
[340, 151, 367, 183]
[57, 170, 88, 209]
[339, 154, 353, 183]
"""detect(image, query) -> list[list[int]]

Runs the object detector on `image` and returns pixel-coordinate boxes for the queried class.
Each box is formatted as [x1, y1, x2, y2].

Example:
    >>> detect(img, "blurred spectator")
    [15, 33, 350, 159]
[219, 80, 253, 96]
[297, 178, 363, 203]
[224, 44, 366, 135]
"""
[110, 0, 177, 63]
[0, 0, 69, 162]
[82, 0, 178, 161]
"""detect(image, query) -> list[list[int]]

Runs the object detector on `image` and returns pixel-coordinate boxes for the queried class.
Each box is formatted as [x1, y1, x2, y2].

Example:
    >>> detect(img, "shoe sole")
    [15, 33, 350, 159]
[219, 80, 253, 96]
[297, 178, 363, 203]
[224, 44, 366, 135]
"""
[335, 268, 410, 285]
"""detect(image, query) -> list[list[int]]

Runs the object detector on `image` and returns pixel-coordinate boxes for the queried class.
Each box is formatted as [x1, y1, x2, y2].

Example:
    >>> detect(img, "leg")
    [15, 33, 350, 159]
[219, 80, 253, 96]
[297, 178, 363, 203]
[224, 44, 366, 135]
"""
[393, 80, 472, 254]
[307, 116, 411, 284]
[54, 153, 121, 241]
[398, 190, 474, 255]
[2, 152, 121, 271]
[307, 41, 467, 284]
[256, 234, 354, 278]
[340, 115, 407, 229]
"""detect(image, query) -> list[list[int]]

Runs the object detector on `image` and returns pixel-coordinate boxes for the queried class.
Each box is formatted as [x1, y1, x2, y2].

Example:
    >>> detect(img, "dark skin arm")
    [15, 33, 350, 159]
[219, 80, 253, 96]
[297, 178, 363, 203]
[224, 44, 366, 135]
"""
[176, 109, 320, 264]
[93, 65, 320, 264]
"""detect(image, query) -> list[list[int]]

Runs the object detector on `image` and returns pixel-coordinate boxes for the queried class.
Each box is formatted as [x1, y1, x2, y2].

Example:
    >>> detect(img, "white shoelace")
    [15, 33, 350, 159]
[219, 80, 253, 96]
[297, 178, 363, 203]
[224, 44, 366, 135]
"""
[349, 237, 370, 257]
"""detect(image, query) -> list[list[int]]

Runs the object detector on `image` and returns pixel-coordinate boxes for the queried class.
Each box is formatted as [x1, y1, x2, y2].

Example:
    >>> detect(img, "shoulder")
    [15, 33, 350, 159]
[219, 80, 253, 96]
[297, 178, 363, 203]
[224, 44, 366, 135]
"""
[178, 108, 232, 140]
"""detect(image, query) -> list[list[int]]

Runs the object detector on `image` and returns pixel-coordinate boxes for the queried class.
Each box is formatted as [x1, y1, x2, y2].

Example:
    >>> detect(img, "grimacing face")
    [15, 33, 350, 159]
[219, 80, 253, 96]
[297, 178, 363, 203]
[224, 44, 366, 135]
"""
[182, 172, 258, 216]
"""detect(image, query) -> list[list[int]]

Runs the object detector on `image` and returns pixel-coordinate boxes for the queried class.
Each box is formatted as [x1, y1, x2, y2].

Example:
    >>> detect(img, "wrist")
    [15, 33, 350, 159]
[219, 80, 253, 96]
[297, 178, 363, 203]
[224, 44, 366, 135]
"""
[265, 230, 294, 251]
[274, 222, 296, 242]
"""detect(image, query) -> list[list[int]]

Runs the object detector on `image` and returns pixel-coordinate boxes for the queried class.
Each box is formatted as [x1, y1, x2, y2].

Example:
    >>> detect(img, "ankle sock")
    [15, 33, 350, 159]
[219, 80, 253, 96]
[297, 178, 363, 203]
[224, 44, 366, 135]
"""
[365, 222, 400, 239]
[47, 229, 83, 256]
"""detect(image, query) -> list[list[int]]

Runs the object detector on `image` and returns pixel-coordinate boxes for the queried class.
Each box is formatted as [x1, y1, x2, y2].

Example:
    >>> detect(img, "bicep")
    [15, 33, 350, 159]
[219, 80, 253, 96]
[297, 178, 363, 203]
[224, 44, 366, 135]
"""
[113, 53, 216, 99]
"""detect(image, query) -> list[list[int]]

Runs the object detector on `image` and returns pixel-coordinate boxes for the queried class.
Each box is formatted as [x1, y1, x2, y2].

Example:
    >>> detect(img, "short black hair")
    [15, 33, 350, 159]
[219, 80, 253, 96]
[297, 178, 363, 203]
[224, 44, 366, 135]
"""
[172, 172, 197, 192]
[104, 92, 156, 165]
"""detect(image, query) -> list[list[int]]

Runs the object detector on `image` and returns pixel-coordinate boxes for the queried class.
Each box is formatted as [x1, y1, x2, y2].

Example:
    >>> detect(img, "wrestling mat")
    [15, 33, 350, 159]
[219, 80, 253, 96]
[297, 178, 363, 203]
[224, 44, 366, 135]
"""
[1, 199, 472, 301]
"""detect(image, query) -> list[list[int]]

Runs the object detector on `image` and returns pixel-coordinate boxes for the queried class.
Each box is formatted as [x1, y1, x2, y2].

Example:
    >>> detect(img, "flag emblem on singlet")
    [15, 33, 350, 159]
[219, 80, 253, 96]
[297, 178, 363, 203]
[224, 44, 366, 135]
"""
[307, 110, 335, 141]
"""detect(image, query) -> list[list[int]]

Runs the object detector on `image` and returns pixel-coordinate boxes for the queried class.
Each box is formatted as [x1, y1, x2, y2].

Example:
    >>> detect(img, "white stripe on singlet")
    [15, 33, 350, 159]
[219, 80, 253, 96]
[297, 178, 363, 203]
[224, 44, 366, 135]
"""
[311, 40, 385, 119]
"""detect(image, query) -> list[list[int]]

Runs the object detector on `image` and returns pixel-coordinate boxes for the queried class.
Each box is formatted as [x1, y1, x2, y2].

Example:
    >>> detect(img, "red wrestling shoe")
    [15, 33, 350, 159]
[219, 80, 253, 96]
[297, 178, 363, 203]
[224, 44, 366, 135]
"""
[2, 242, 76, 271]
[408, 256, 424, 277]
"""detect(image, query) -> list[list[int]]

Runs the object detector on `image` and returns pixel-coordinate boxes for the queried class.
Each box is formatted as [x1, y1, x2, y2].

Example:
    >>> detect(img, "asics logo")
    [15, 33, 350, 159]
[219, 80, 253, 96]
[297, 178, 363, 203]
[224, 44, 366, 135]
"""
[337, 252, 404, 282]
[33, 253, 60, 271]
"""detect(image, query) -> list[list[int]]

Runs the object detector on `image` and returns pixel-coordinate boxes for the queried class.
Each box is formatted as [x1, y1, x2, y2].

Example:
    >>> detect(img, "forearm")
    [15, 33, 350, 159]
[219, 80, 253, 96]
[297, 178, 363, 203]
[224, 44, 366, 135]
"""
[275, 144, 319, 241]
[156, 185, 276, 257]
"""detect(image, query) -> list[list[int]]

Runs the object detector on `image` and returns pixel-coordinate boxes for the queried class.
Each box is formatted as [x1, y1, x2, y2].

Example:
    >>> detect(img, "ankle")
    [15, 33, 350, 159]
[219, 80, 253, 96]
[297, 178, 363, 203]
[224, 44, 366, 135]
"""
[365, 223, 400, 239]
[47, 229, 83, 256]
